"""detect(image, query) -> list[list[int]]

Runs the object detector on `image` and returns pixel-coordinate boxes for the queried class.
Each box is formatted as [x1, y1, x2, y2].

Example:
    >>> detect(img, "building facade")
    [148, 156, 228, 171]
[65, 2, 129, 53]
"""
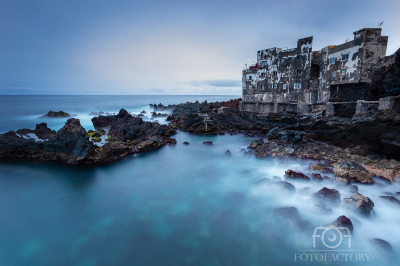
[240, 28, 395, 113]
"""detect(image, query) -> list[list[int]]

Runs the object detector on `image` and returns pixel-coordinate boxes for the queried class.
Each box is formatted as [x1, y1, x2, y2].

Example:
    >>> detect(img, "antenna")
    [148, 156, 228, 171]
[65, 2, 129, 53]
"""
[345, 38, 349, 43]
[378, 21, 384, 28]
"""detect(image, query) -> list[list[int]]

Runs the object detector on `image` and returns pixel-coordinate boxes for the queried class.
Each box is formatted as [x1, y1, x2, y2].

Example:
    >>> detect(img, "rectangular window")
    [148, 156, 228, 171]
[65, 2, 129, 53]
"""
[273, 84, 277, 89]
[262, 61, 267, 67]
[283, 84, 287, 90]
[297, 69, 302, 74]
[330, 58, 336, 64]
[341, 69, 346, 76]
[281, 59, 285, 63]
[332, 71, 336, 77]
[261, 51, 264, 56]
[289, 57, 292, 61]
[249, 76, 252, 80]
[273, 71, 278, 76]
[260, 85, 264, 90]
[294, 83, 301, 89]
[342, 53, 349, 61]
[297, 55, 302, 61]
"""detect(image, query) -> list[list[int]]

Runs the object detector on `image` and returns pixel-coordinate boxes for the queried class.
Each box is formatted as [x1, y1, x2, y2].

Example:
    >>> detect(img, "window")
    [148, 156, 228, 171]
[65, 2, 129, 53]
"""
[262, 61, 267, 67]
[273, 84, 277, 89]
[281, 59, 285, 63]
[249, 75, 252, 80]
[342, 53, 349, 61]
[273, 71, 278, 76]
[261, 51, 264, 56]
[260, 85, 264, 90]
[330, 58, 336, 64]
[332, 71, 336, 77]
[294, 83, 301, 89]
[297, 69, 302, 74]
[341, 69, 346, 76]
[283, 83, 287, 90]
[297, 55, 302, 61]
[289, 57, 292, 61]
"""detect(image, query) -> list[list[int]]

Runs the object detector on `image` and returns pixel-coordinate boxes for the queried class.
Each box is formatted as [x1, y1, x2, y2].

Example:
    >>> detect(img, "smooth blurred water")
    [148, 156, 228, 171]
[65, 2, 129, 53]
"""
[0, 96, 399, 266]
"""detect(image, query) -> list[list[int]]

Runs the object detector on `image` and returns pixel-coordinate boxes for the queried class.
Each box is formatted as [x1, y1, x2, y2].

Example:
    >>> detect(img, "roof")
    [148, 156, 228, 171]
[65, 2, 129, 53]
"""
[353, 28, 381, 34]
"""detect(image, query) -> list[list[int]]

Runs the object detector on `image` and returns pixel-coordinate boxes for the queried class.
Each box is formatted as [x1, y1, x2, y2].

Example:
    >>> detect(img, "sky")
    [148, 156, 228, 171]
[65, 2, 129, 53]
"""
[0, 0, 399, 95]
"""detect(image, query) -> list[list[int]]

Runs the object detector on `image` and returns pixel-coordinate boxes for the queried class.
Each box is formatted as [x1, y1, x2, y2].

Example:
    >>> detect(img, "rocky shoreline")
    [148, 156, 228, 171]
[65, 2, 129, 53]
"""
[0, 109, 177, 165]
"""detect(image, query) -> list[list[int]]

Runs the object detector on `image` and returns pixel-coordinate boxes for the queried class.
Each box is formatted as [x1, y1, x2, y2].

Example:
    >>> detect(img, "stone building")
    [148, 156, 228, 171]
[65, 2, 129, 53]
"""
[240, 28, 395, 113]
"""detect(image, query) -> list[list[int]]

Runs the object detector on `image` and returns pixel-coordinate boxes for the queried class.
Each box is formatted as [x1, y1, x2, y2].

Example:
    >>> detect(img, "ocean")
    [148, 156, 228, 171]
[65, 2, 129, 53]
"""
[0, 95, 399, 266]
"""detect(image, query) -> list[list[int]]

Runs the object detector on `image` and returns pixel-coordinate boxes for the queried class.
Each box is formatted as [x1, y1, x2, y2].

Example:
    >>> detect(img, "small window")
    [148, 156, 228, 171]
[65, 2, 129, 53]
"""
[262, 61, 267, 67]
[297, 69, 302, 74]
[260, 85, 264, 90]
[261, 73, 265, 78]
[273, 84, 277, 89]
[283, 84, 287, 90]
[249, 76, 252, 80]
[289, 57, 292, 61]
[281, 59, 285, 63]
[330, 58, 336, 64]
[294, 83, 301, 89]
[342, 53, 349, 61]
[341, 69, 346, 76]
[297, 55, 302, 61]
[261, 51, 264, 56]
[273, 71, 278, 76]
[332, 71, 336, 77]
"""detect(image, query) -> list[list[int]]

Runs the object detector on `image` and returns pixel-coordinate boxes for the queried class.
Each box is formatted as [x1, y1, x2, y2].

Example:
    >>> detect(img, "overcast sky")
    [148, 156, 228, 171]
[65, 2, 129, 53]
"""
[1, 0, 399, 95]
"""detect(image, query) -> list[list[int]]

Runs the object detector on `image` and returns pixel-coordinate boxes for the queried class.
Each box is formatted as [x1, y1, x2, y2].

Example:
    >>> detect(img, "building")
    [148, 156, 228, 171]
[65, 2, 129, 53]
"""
[240, 28, 396, 113]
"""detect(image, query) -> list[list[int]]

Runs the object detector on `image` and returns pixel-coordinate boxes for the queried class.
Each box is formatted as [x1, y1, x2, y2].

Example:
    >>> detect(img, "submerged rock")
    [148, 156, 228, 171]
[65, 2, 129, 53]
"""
[313, 201, 333, 214]
[379, 196, 400, 207]
[274, 181, 296, 194]
[284, 170, 310, 181]
[314, 187, 341, 207]
[332, 215, 353, 234]
[370, 238, 392, 251]
[342, 192, 374, 216]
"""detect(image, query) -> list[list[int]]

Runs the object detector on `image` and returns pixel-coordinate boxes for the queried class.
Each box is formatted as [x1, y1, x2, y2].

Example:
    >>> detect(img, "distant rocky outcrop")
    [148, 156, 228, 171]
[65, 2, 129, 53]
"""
[40, 111, 73, 118]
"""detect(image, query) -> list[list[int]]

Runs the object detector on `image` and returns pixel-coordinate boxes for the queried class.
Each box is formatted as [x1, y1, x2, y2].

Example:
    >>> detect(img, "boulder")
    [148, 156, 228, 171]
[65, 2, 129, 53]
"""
[350, 185, 358, 192]
[332, 215, 353, 234]
[183, 141, 190, 145]
[43, 118, 94, 164]
[285, 170, 310, 181]
[309, 163, 332, 173]
[314, 187, 341, 207]
[274, 181, 296, 193]
[266, 127, 283, 139]
[333, 161, 373, 184]
[379, 196, 400, 207]
[249, 139, 264, 149]
[370, 238, 392, 251]
[281, 130, 306, 143]
[313, 201, 333, 214]
[311, 173, 323, 182]
[335, 176, 351, 186]
[342, 192, 374, 216]
[203, 141, 213, 145]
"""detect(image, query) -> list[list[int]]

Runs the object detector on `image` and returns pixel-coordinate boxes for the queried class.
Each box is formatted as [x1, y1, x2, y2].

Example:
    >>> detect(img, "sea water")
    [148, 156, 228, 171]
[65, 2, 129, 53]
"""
[0, 96, 399, 266]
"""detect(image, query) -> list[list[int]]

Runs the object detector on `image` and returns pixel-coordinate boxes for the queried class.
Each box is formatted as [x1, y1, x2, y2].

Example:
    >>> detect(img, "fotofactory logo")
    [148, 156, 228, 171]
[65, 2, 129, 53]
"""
[294, 225, 371, 262]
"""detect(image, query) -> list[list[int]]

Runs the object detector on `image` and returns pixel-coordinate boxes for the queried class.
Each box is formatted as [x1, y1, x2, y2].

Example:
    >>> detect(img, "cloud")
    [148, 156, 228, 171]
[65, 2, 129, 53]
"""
[190, 79, 241, 87]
